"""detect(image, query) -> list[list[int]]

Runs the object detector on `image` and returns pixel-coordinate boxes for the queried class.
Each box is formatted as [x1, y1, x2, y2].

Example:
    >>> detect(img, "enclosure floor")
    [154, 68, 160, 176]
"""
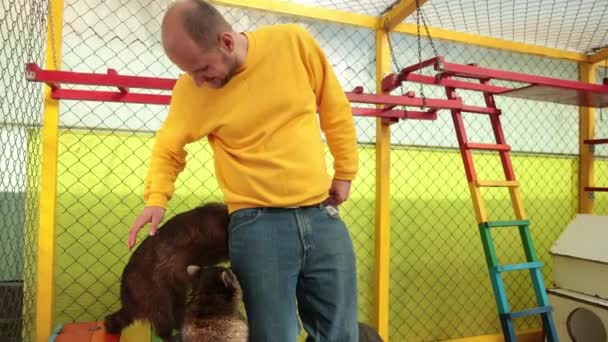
[50, 320, 151, 341]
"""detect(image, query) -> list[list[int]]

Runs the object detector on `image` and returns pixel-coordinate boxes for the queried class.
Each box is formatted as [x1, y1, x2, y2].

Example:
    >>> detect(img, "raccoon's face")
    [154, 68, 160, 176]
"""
[185, 265, 242, 316]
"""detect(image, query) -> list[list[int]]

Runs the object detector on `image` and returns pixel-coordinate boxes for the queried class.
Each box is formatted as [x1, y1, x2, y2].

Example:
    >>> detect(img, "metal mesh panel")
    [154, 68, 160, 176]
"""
[406, 0, 608, 53]
[284, 0, 394, 16]
[594, 64, 608, 214]
[55, 0, 378, 333]
[0, 0, 48, 340]
[386, 30, 579, 340]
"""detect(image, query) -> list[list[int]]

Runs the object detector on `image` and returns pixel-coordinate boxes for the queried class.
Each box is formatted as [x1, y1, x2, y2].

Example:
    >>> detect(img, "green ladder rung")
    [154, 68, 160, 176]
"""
[495, 261, 542, 273]
[502, 305, 553, 319]
[484, 220, 530, 228]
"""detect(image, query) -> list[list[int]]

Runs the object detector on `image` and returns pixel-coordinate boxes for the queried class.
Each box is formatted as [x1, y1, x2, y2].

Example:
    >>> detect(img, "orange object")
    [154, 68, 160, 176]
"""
[51, 322, 120, 342]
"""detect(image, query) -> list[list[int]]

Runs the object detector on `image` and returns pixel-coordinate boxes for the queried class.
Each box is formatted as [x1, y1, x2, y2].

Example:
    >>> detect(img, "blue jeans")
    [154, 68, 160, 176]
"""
[228, 204, 359, 342]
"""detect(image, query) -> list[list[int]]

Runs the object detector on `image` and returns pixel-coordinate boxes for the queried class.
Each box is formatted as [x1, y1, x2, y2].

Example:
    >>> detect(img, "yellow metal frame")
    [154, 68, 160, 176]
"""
[33, 0, 604, 340]
[35, 0, 63, 340]
[589, 46, 608, 65]
[380, 0, 428, 31]
[578, 62, 596, 214]
[212, 0, 588, 62]
[374, 28, 392, 342]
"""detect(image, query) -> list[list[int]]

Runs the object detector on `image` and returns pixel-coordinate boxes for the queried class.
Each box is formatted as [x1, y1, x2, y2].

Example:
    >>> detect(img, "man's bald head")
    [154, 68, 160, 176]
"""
[162, 0, 233, 51]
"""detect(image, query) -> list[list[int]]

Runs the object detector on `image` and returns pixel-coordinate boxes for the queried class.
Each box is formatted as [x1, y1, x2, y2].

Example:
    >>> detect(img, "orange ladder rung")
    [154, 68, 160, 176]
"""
[464, 142, 511, 151]
[476, 180, 519, 188]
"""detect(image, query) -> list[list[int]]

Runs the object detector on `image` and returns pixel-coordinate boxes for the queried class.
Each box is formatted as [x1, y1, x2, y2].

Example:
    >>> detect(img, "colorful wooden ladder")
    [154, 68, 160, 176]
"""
[441, 74, 559, 341]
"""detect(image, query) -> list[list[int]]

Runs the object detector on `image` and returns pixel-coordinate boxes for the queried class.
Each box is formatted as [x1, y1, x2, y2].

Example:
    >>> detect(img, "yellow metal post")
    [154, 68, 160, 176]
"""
[210, 0, 377, 28]
[211, 0, 586, 63]
[578, 62, 596, 214]
[35, 0, 63, 340]
[374, 28, 391, 342]
[589, 46, 608, 64]
[380, 0, 428, 31]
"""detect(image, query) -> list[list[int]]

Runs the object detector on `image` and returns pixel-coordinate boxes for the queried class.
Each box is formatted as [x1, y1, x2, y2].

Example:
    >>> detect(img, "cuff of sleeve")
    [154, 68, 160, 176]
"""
[145, 193, 168, 208]
[334, 171, 356, 181]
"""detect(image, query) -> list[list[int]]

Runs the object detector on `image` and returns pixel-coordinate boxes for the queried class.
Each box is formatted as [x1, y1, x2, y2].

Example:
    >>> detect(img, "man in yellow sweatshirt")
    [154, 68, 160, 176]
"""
[127, 0, 359, 340]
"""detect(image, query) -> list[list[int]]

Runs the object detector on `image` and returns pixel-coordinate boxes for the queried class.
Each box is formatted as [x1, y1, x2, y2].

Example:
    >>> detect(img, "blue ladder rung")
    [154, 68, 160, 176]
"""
[495, 261, 542, 273]
[503, 305, 552, 319]
[485, 220, 530, 228]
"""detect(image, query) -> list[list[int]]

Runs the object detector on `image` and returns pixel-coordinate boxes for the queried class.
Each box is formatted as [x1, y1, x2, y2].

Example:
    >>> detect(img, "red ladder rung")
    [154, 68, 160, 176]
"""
[584, 187, 608, 192]
[464, 143, 511, 151]
[584, 139, 608, 145]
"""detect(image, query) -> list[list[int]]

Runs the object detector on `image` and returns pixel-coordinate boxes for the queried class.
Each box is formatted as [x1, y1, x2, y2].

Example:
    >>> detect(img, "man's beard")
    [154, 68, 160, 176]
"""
[218, 55, 238, 87]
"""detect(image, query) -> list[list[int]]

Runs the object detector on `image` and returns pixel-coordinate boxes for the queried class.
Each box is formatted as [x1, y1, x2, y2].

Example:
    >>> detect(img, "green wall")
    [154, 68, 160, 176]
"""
[47, 131, 608, 340]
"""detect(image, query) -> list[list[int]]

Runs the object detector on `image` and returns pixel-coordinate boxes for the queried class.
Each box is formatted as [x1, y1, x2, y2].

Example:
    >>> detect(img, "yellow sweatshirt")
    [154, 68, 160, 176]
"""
[144, 24, 358, 213]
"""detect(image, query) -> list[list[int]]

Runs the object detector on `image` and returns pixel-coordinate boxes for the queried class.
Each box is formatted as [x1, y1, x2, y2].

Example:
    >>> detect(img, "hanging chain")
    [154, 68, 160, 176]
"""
[602, 58, 607, 122]
[47, 0, 59, 70]
[415, 0, 427, 104]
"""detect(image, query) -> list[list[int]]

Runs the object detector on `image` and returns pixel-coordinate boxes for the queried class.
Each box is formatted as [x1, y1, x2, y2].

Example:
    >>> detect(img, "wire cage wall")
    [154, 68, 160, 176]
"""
[1, 0, 608, 341]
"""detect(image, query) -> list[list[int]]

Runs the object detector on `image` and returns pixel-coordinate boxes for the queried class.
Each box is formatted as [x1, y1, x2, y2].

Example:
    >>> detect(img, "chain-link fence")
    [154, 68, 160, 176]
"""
[0, 0, 48, 340]
[8, 0, 607, 341]
[54, 0, 379, 334]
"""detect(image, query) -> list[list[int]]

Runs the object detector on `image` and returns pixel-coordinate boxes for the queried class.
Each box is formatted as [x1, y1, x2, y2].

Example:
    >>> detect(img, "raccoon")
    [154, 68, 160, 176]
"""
[104, 202, 230, 340]
[180, 265, 248, 342]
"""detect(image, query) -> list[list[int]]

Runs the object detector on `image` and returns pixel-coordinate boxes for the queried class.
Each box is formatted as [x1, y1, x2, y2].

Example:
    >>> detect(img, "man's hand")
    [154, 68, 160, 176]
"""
[127, 206, 166, 250]
[324, 179, 352, 206]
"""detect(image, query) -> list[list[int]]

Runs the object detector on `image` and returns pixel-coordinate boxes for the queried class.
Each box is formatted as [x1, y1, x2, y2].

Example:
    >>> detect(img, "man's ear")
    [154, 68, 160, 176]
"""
[218, 32, 235, 53]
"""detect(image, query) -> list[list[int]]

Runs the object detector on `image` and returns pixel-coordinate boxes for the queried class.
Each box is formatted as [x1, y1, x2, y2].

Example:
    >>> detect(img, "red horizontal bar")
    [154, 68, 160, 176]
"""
[382, 72, 511, 94]
[351, 108, 405, 118]
[53, 89, 171, 105]
[460, 104, 500, 115]
[584, 187, 608, 192]
[26, 63, 176, 90]
[464, 142, 511, 151]
[584, 139, 608, 145]
[439, 59, 608, 95]
[397, 57, 441, 76]
[346, 92, 462, 110]
[402, 110, 438, 121]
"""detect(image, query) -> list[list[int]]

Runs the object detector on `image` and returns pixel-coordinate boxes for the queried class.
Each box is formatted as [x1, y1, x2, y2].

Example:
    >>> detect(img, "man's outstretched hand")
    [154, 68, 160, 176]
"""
[324, 179, 352, 206]
[127, 206, 165, 249]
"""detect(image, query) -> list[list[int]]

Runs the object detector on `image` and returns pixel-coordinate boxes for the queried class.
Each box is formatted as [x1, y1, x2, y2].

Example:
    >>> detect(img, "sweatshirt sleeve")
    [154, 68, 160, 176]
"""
[297, 26, 359, 181]
[143, 75, 200, 208]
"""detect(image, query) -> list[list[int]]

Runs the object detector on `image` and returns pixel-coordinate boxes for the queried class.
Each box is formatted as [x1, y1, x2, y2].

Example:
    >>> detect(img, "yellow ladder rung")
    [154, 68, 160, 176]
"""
[476, 180, 519, 188]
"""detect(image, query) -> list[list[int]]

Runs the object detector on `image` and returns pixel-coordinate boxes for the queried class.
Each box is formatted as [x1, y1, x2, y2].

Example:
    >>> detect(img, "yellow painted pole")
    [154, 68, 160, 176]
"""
[35, 0, 63, 340]
[374, 28, 391, 342]
[578, 62, 596, 214]
[588, 46, 608, 64]
[380, 0, 428, 31]
[211, 0, 586, 63]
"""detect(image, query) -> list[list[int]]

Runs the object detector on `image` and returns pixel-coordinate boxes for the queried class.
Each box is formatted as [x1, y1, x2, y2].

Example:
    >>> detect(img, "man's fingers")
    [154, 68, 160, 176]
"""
[127, 215, 146, 249]
[149, 214, 161, 236]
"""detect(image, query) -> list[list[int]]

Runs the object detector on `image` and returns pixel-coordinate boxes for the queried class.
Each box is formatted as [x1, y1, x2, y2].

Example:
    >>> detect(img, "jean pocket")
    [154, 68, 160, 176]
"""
[320, 204, 341, 219]
[228, 208, 263, 234]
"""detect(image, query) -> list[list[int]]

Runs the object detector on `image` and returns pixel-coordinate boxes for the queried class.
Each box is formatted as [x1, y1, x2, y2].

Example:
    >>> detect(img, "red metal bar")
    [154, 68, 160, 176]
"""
[464, 143, 511, 151]
[584, 139, 608, 145]
[402, 110, 438, 121]
[396, 56, 442, 77]
[382, 72, 511, 94]
[439, 59, 608, 94]
[26, 63, 176, 90]
[345, 92, 462, 109]
[52, 89, 171, 105]
[584, 187, 608, 192]
[460, 104, 500, 115]
[351, 108, 404, 118]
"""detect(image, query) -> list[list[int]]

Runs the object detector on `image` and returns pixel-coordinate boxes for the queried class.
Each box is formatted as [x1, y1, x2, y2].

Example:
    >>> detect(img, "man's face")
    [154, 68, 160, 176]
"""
[166, 33, 238, 89]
